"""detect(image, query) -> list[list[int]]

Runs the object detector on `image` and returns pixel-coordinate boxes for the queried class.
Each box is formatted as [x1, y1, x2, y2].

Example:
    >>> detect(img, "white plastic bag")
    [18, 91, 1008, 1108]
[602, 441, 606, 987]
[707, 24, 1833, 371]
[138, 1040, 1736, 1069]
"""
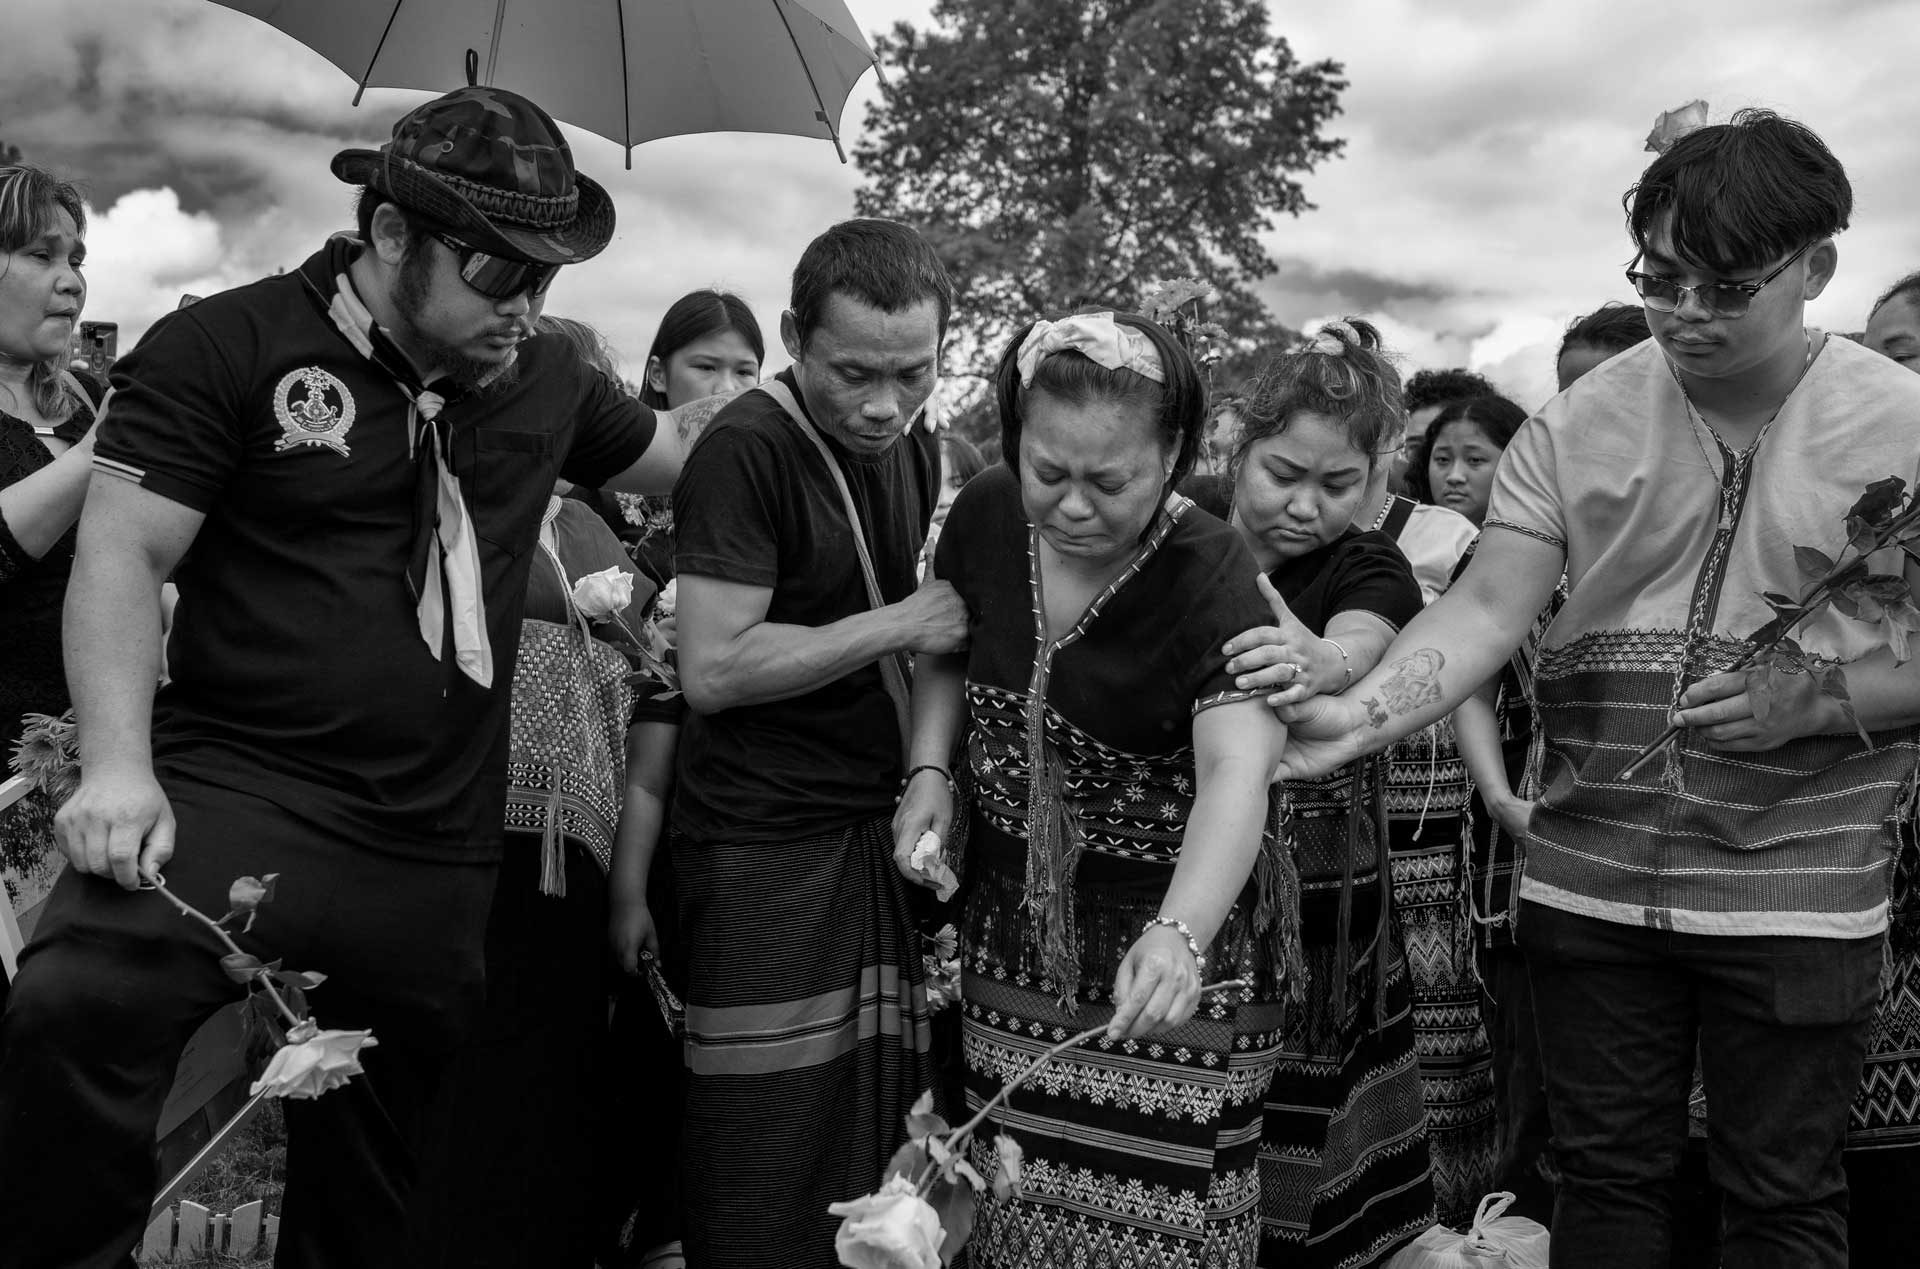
[1383, 1193, 1550, 1268]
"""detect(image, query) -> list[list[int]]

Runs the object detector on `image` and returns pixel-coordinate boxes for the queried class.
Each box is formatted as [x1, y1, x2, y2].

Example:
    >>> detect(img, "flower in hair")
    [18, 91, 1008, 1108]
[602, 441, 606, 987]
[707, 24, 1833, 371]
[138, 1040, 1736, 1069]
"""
[1645, 100, 1709, 154]
[1138, 278, 1214, 324]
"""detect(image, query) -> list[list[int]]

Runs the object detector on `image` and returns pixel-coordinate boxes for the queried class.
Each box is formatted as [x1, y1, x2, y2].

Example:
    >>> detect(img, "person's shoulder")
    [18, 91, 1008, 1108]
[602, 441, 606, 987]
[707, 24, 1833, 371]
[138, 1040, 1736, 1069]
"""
[1335, 527, 1417, 572]
[1166, 494, 1261, 579]
[1820, 334, 1920, 406]
[684, 385, 793, 462]
[1403, 500, 1479, 548]
[1536, 338, 1664, 428]
[1174, 471, 1233, 520]
[175, 268, 308, 334]
[944, 460, 1018, 530]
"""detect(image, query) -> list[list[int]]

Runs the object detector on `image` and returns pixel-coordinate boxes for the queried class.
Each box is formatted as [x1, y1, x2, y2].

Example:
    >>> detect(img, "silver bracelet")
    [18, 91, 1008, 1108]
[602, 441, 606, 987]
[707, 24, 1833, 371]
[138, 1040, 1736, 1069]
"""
[1142, 915, 1207, 975]
[1321, 636, 1353, 691]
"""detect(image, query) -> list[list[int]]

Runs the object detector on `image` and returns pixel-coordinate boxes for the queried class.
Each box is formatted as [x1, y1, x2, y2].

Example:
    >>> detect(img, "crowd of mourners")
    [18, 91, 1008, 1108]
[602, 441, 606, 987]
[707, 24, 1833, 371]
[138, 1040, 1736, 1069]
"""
[2, 83, 1920, 1269]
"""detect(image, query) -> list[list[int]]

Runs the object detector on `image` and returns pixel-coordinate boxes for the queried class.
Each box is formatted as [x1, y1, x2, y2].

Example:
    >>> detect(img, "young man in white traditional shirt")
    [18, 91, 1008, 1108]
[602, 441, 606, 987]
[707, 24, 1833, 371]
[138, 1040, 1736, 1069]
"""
[1243, 111, 1920, 1269]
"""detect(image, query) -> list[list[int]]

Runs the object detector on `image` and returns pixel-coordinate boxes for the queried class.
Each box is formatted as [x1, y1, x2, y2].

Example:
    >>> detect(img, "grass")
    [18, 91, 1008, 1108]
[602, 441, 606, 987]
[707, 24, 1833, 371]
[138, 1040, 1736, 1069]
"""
[139, 1100, 285, 1267]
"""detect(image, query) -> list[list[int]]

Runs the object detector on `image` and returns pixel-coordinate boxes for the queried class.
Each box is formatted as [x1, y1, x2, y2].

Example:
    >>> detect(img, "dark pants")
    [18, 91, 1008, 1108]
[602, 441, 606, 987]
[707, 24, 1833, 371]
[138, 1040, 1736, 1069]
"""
[1517, 901, 1879, 1269]
[1477, 943, 1555, 1225]
[410, 835, 614, 1269]
[0, 779, 493, 1269]
[1843, 1142, 1920, 1267]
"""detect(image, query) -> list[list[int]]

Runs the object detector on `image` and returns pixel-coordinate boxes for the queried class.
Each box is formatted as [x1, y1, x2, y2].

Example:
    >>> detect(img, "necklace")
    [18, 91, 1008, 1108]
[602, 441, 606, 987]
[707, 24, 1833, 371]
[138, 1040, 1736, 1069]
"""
[1368, 492, 1395, 533]
[1668, 330, 1816, 530]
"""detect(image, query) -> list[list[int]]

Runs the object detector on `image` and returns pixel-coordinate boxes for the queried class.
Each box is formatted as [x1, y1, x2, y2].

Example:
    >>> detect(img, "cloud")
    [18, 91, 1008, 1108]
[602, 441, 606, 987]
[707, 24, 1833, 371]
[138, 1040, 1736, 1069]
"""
[0, 0, 888, 369]
[1258, 0, 1920, 386]
[81, 188, 230, 328]
[1259, 258, 1453, 319]
[6, 0, 1918, 404]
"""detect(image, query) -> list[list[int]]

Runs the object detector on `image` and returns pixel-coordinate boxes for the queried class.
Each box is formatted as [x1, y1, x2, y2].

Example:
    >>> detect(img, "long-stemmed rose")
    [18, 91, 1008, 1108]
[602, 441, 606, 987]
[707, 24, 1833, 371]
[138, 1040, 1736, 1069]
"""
[832, 979, 1249, 1267]
[570, 566, 680, 699]
[145, 872, 375, 1100]
[1618, 476, 1920, 781]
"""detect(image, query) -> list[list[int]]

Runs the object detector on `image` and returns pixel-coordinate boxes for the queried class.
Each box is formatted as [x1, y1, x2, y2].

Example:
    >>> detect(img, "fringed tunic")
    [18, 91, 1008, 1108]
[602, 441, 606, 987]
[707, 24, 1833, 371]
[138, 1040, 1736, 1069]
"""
[936, 467, 1291, 1268]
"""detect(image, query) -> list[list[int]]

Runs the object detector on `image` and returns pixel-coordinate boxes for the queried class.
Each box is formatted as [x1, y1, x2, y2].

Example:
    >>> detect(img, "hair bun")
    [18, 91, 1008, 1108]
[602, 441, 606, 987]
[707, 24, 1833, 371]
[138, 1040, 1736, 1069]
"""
[1298, 316, 1383, 357]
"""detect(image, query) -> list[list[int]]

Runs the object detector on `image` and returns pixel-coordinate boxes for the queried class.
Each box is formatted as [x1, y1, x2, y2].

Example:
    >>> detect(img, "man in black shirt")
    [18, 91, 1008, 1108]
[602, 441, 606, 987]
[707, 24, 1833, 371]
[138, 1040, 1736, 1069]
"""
[671, 219, 968, 1266]
[0, 87, 682, 1268]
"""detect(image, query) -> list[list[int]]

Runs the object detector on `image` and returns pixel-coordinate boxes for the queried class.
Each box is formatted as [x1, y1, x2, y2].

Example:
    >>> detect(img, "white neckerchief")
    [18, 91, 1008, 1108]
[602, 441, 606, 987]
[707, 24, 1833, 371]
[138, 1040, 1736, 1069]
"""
[327, 275, 494, 688]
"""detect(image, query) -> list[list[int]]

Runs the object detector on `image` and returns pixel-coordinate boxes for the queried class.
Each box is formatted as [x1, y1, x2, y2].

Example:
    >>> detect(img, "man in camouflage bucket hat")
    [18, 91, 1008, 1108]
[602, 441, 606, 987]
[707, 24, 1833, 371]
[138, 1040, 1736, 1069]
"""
[0, 87, 685, 1268]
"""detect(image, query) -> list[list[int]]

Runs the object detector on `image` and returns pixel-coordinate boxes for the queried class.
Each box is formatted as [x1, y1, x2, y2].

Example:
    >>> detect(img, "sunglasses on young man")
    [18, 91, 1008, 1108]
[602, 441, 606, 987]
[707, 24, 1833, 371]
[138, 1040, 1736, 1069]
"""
[430, 230, 561, 301]
[1625, 241, 1811, 320]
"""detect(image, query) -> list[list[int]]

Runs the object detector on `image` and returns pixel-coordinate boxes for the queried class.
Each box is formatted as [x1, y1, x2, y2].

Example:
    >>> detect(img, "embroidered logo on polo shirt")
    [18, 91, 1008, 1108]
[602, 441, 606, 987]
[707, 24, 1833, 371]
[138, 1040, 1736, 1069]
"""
[273, 367, 357, 457]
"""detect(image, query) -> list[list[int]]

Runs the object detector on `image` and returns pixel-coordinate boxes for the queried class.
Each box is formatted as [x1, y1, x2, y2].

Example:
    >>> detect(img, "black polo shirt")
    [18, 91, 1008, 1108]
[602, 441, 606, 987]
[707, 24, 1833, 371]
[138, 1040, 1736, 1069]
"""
[92, 239, 656, 860]
[670, 371, 937, 844]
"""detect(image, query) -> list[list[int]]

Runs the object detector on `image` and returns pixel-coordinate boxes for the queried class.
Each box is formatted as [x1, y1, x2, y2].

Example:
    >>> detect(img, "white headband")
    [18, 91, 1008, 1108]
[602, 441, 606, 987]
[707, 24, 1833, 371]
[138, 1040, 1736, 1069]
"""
[1016, 312, 1166, 387]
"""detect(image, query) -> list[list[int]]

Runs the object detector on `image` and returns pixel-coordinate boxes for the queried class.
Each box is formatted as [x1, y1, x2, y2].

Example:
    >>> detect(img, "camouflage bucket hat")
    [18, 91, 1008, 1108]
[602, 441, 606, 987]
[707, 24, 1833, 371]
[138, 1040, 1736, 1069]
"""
[331, 86, 614, 266]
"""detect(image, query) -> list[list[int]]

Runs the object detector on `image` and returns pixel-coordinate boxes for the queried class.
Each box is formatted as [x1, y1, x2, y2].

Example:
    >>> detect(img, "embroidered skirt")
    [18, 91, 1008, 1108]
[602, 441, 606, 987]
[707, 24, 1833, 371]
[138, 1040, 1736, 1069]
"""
[1259, 764, 1435, 1269]
[959, 835, 1288, 1269]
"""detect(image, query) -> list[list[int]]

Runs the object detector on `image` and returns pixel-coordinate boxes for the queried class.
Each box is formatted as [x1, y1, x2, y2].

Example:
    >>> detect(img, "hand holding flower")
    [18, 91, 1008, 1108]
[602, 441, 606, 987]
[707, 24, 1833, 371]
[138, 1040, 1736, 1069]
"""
[1669, 664, 1835, 753]
[1108, 924, 1202, 1039]
[907, 831, 959, 903]
[891, 773, 954, 892]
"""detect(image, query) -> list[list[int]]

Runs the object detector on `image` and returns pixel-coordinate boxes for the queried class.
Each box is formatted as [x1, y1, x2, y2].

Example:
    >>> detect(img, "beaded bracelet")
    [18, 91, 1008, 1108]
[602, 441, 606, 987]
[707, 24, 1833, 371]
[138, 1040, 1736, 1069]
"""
[1321, 636, 1353, 691]
[901, 764, 953, 792]
[1142, 915, 1208, 976]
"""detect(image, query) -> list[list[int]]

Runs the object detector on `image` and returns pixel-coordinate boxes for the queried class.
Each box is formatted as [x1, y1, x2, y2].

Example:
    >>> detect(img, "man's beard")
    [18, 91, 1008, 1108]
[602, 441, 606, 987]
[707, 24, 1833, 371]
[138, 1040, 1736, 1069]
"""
[394, 248, 521, 393]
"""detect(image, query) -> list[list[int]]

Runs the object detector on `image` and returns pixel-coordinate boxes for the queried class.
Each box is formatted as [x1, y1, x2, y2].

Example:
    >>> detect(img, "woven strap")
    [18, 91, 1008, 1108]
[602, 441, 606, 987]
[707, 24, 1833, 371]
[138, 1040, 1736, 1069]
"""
[755, 381, 915, 752]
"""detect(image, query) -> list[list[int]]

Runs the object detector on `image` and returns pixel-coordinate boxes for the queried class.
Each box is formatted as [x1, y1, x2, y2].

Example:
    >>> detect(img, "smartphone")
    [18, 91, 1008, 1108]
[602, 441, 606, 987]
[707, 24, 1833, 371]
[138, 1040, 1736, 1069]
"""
[76, 321, 117, 375]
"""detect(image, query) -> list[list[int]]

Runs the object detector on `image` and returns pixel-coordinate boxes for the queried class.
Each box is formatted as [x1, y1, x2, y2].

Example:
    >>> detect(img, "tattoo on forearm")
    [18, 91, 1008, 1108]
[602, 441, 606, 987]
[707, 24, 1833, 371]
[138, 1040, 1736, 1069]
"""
[1363, 696, 1388, 728]
[1379, 649, 1446, 717]
[673, 389, 739, 443]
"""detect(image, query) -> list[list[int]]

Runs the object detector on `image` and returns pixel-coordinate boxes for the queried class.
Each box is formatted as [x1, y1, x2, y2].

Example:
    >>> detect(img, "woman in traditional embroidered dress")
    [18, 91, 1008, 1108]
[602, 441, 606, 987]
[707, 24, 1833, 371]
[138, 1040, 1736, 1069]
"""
[416, 317, 655, 1268]
[1381, 393, 1532, 1225]
[1217, 321, 1437, 1268]
[894, 310, 1293, 1267]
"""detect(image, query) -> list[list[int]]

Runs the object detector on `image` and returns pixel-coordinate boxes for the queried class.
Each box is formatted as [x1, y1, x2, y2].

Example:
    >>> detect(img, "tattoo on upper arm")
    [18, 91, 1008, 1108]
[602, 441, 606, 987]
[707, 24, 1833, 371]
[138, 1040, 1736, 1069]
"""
[1379, 649, 1446, 716]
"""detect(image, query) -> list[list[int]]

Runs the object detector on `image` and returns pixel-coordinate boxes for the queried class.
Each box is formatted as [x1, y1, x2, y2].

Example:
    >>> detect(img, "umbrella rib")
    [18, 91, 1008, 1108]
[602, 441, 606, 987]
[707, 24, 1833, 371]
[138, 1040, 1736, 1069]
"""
[769, 0, 847, 164]
[485, 0, 509, 85]
[354, 0, 410, 104]
[617, 0, 633, 169]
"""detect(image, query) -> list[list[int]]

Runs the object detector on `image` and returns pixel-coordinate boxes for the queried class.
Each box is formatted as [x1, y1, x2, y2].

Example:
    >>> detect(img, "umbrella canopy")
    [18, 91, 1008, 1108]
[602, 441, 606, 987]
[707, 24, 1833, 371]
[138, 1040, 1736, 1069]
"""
[213, 0, 879, 164]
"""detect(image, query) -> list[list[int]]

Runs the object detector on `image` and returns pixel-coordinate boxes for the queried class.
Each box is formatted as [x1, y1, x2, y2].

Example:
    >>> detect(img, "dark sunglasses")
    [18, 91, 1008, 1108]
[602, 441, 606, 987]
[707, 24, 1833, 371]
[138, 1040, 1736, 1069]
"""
[429, 230, 560, 301]
[1625, 241, 1811, 320]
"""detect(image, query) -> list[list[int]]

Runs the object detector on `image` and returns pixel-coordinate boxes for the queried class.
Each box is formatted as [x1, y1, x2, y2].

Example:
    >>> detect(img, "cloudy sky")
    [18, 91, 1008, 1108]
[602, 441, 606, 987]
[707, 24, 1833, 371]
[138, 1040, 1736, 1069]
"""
[3, 0, 1916, 410]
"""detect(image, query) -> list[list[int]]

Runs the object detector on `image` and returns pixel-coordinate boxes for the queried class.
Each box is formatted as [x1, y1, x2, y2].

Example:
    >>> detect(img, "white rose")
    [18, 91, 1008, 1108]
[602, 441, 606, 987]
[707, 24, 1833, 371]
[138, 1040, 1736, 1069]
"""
[828, 1174, 944, 1269]
[909, 831, 959, 903]
[656, 577, 677, 618]
[1646, 99, 1710, 154]
[571, 566, 634, 620]
[248, 1021, 378, 1100]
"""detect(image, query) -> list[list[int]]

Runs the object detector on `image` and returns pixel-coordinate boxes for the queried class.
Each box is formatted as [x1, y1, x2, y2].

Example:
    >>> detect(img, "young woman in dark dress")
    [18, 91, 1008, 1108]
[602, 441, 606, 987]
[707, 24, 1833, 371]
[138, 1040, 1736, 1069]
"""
[1217, 321, 1438, 1268]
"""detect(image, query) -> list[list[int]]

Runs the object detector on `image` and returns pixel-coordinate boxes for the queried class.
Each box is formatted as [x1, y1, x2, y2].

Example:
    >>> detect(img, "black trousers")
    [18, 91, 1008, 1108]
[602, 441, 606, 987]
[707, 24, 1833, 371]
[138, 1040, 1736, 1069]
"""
[1519, 901, 1880, 1269]
[0, 777, 494, 1269]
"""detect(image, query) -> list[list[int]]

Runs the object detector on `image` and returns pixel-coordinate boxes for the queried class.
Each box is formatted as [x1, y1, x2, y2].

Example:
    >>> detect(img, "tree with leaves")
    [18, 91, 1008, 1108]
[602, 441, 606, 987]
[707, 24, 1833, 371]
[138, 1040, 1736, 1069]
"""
[855, 0, 1346, 375]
